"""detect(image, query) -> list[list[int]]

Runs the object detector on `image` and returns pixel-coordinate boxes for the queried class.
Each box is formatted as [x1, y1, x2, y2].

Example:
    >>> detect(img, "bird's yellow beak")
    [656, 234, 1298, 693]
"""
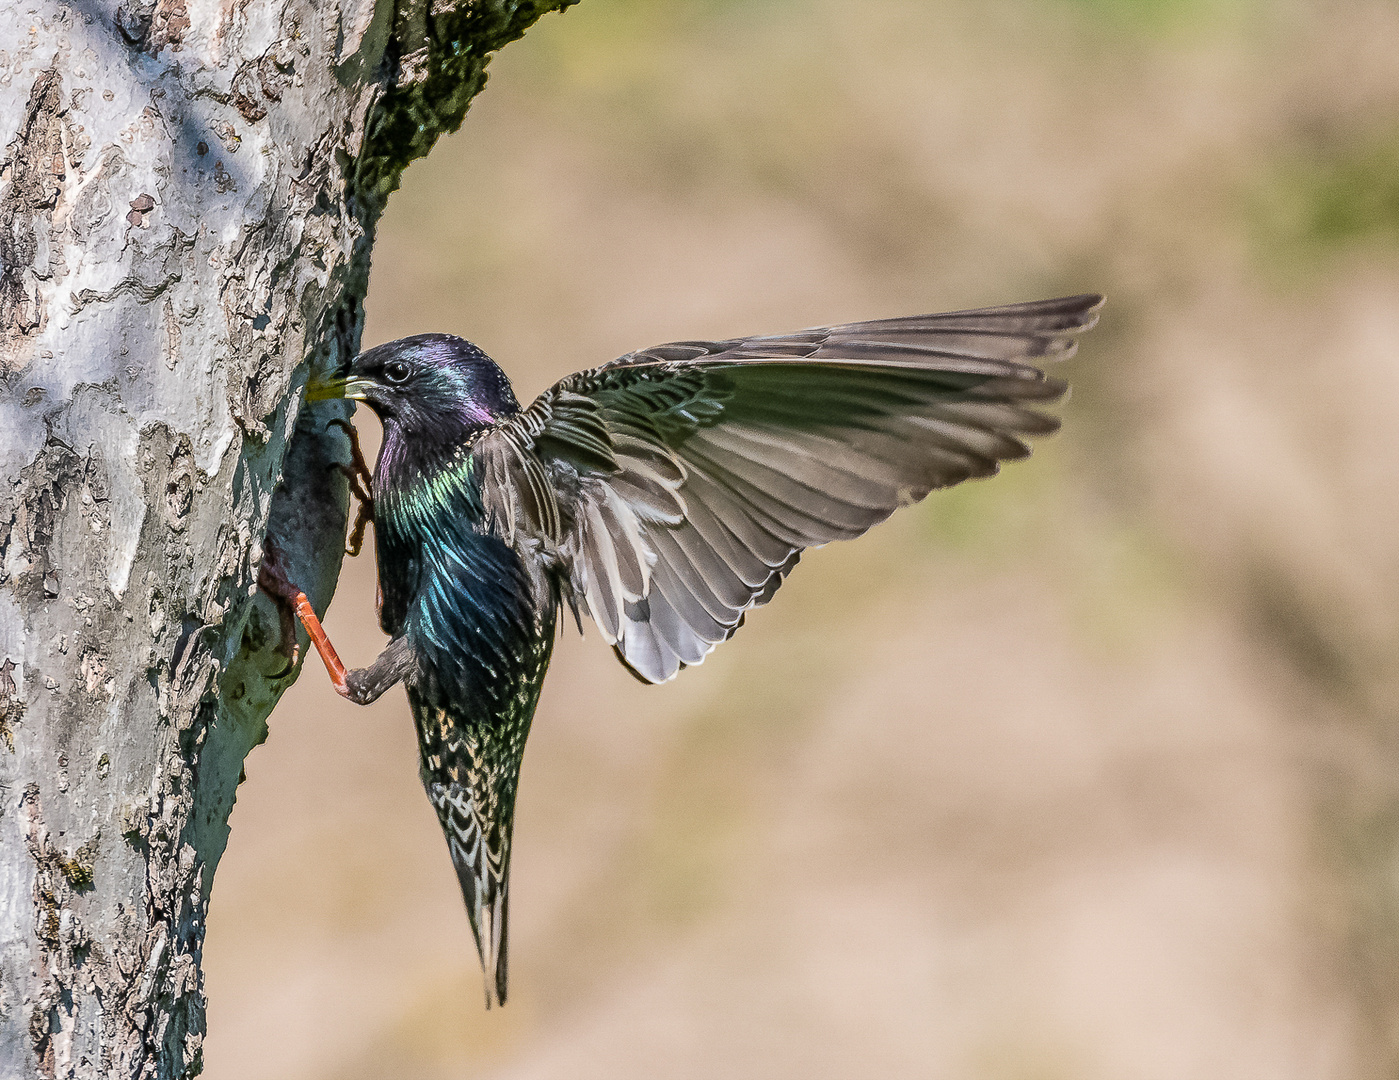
[305, 373, 375, 401]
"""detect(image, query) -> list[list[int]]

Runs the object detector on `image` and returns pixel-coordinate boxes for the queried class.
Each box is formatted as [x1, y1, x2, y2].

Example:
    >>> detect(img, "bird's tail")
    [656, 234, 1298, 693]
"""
[429, 780, 513, 1007]
[457, 853, 510, 1009]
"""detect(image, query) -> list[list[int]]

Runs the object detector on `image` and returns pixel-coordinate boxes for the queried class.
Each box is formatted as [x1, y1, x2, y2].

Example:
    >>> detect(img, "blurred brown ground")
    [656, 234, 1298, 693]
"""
[202, 1, 1399, 1076]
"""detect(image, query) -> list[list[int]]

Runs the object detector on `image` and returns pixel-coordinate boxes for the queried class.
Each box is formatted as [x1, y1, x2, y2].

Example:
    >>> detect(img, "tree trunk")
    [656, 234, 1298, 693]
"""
[0, 0, 573, 1074]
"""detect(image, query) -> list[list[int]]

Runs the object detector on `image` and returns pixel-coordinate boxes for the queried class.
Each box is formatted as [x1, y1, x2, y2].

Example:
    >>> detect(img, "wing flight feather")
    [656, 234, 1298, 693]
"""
[472, 294, 1102, 682]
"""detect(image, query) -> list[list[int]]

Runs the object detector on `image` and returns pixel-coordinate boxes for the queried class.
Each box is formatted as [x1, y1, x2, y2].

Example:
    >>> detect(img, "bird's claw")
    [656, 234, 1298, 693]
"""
[335, 464, 374, 556]
[329, 417, 374, 556]
[257, 537, 302, 675]
[256, 536, 353, 694]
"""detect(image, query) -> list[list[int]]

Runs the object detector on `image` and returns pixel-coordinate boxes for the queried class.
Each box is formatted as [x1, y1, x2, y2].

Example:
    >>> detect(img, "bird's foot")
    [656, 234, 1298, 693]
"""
[257, 537, 350, 690]
[338, 478, 373, 556]
[257, 537, 302, 677]
[329, 418, 374, 556]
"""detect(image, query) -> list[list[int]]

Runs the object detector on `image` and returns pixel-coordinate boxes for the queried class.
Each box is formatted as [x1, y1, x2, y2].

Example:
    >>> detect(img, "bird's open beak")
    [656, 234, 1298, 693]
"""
[305, 372, 375, 401]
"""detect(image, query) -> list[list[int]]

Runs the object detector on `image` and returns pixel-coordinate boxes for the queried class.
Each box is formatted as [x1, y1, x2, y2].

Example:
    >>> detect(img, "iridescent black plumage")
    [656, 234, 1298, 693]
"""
[350, 335, 555, 1006]
[302, 296, 1104, 1008]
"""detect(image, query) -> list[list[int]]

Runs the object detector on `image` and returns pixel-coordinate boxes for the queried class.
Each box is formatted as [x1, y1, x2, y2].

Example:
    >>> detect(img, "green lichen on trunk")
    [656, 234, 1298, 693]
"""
[356, 0, 580, 198]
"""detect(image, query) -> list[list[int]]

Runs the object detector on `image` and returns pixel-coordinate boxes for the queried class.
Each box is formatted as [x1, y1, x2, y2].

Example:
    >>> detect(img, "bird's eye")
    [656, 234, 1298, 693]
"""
[383, 360, 411, 384]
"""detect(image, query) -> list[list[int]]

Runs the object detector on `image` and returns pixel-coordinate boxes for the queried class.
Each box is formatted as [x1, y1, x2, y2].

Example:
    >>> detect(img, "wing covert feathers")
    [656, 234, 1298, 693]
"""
[479, 294, 1101, 683]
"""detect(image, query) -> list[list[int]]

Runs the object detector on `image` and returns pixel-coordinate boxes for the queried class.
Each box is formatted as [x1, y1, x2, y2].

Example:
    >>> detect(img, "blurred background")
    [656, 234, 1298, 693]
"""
[203, 1, 1399, 1076]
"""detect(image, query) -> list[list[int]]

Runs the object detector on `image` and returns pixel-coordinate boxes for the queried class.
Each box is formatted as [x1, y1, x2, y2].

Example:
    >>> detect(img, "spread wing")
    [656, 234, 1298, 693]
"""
[473, 293, 1103, 683]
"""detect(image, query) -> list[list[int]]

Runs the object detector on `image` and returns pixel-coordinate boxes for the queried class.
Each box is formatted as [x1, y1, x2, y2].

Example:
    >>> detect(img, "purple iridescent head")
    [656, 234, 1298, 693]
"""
[309, 333, 519, 434]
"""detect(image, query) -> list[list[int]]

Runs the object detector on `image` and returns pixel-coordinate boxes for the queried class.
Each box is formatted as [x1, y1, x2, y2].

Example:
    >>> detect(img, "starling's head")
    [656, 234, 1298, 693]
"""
[307, 334, 518, 433]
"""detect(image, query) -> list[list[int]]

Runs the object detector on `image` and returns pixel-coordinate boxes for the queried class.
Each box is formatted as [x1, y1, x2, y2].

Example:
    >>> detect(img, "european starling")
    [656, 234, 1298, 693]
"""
[260, 293, 1102, 1007]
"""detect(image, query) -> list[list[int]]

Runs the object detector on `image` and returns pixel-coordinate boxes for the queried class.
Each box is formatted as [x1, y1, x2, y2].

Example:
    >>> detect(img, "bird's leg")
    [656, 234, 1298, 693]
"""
[341, 635, 414, 705]
[257, 537, 327, 679]
[258, 541, 347, 690]
[329, 418, 375, 557]
[257, 539, 412, 705]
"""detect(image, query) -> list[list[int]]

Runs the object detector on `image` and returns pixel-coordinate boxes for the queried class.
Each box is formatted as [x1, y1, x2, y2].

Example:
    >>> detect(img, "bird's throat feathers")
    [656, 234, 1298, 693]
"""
[376, 411, 489, 502]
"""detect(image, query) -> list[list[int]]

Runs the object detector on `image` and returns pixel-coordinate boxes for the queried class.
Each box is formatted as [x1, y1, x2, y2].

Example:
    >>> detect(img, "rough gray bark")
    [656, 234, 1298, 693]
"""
[0, 0, 575, 1074]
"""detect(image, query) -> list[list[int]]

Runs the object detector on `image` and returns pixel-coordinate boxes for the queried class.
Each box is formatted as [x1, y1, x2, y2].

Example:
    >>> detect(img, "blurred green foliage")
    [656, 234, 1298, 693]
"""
[1252, 128, 1399, 261]
[1054, 0, 1251, 34]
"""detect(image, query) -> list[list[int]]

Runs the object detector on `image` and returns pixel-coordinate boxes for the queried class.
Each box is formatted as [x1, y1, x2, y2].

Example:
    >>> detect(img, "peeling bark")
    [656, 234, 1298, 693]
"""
[0, 0, 576, 1075]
